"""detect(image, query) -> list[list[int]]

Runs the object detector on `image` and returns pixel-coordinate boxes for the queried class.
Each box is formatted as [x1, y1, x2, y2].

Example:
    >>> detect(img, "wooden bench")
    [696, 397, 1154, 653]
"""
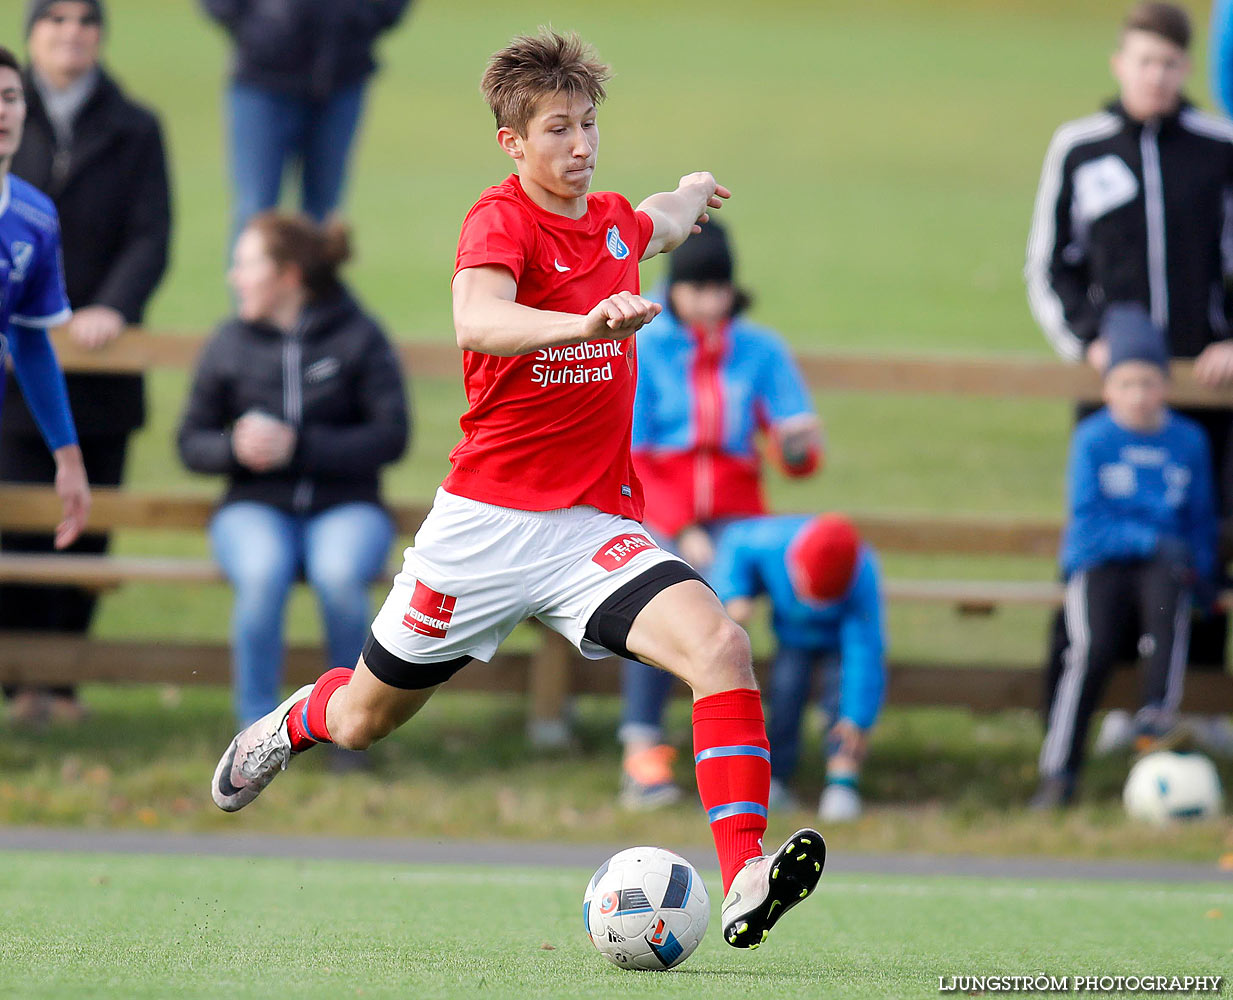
[3, 332, 1232, 730]
[4, 483, 1233, 718]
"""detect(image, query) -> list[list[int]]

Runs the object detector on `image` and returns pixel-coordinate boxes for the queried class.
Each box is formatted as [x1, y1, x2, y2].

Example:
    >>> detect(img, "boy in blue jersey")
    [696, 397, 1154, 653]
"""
[713, 513, 886, 822]
[0, 46, 88, 549]
[1034, 303, 1218, 809]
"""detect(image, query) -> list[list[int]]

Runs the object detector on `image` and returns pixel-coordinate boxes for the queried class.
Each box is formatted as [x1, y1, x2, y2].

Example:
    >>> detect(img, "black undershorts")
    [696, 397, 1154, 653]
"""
[583, 559, 711, 662]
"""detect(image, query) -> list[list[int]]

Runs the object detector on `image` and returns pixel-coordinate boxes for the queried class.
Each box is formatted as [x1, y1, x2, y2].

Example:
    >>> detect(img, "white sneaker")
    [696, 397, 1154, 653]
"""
[720, 827, 825, 949]
[1093, 709, 1134, 756]
[211, 685, 313, 812]
[818, 783, 862, 822]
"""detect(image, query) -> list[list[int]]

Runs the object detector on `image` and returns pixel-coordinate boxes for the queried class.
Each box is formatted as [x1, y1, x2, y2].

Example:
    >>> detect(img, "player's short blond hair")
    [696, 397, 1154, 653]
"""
[481, 29, 610, 136]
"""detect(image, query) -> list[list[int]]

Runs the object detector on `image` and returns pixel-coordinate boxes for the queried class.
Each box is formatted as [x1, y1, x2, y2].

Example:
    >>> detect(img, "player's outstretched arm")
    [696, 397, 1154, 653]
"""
[637, 172, 731, 261]
[453, 265, 661, 356]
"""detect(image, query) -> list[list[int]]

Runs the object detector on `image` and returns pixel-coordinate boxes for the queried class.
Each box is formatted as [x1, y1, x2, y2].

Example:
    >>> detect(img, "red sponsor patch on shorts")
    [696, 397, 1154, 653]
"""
[402, 581, 457, 638]
[591, 533, 658, 572]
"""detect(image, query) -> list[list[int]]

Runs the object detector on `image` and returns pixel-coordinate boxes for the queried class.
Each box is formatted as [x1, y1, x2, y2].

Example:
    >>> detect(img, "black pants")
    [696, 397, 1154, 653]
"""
[1039, 557, 1191, 780]
[0, 430, 131, 699]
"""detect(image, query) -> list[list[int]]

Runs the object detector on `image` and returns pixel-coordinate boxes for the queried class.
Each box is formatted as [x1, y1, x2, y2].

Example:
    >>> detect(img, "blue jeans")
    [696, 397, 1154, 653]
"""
[618, 520, 733, 746]
[227, 81, 367, 245]
[210, 501, 394, 726]
[766, 646, 840, 782]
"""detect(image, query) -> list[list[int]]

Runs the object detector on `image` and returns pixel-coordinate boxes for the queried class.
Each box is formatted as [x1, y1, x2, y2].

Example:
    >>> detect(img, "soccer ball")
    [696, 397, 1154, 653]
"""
[1123, 751, 1224, 825]
[582, 846, 710, 971]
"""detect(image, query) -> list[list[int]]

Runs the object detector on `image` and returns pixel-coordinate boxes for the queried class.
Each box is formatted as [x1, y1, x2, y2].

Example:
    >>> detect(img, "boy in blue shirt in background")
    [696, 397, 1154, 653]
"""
[714, 513, 886, 822]
[0, 46, 88, 550]
[1035, 303, 1217, 808]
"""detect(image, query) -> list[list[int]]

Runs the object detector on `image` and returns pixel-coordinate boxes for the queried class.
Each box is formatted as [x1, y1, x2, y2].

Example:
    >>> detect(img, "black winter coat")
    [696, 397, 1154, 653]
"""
[177, 290, 410, 515]
[200, 0, 412, 99]
[2, 68, 171, 437]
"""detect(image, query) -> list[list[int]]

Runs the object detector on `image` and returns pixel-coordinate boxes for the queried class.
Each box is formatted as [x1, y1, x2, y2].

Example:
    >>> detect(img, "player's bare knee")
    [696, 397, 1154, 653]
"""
[691, 619, 754, 691]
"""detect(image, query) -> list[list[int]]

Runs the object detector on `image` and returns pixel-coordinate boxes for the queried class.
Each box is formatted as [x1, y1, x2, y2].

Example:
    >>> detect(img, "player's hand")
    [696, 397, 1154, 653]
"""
[67, 306, 126, 351]
[583, 291, 661, 341]
[52, 443, 91, 549]
[677, 171, 731, 233]
[1084, 338, 1109, 374]
[1193, 341, 1233, 387]
[232, 412, 297, 472]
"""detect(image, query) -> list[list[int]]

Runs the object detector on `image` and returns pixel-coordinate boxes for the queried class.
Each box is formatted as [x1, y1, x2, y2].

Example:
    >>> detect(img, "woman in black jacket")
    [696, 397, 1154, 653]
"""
[178, 213, 409, 725]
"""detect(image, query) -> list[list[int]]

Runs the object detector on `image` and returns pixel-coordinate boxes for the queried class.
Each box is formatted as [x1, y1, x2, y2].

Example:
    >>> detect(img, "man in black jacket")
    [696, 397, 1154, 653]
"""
[199, 0, 412, 245]
[1025, 1, 1233, 765]
[0, 0, 171, 723]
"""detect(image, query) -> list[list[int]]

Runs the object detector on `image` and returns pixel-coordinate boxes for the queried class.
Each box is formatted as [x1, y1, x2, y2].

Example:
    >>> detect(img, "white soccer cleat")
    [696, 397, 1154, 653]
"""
[211, 684, 313, 812]
[818, 783, 862, 823]
[720, 828, 825, 949]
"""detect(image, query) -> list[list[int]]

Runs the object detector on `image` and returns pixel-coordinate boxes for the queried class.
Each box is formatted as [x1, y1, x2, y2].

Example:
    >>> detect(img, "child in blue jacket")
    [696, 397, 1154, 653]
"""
[617, 221, 822, 807]
[1035, 303, 1218, 808]
[714, 513, 886, 822]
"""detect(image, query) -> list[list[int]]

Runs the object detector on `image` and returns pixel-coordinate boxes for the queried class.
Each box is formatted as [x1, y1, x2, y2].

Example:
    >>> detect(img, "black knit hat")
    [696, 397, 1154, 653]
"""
[667, 219, 734, 286]
[1102, 302, 1170, 375]
[25, 0, 105, 38]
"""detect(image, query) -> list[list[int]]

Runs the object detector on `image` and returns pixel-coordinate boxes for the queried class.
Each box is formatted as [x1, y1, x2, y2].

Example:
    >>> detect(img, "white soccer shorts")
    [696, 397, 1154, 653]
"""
[369, 488, 685, 665]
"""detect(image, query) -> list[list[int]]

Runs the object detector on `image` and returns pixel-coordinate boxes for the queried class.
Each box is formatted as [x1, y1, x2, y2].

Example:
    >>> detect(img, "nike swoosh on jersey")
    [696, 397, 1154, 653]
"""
[554, 260, 571, 272]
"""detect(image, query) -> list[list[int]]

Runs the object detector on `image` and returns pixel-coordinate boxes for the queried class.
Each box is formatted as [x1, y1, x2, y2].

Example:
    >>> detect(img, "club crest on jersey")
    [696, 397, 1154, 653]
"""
[606, 225, 630, 260]
[10, 242, 33, 282]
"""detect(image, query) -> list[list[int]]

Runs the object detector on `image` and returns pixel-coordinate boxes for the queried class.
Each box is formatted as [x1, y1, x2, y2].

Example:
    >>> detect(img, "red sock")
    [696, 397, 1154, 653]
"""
[285, 667, 352, 751]
[692, 688, 771, 894]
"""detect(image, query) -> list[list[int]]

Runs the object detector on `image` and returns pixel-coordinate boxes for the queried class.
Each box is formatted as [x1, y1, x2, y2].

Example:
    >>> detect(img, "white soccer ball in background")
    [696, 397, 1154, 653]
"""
[1123, 751, 1224, 825]
[582, 846, 710, 971]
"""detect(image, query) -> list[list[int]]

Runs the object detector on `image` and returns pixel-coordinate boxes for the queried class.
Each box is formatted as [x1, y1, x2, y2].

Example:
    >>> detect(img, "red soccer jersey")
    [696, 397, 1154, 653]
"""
[446, 174, 656, 518]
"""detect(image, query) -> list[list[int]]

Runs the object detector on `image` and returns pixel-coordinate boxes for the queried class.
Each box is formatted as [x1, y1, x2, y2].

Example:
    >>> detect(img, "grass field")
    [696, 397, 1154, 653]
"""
[1, 851, 1230, 1000]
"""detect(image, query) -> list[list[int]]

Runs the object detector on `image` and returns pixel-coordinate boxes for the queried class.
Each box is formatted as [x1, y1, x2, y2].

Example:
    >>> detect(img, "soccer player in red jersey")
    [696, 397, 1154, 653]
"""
[211, 29, 824, 950]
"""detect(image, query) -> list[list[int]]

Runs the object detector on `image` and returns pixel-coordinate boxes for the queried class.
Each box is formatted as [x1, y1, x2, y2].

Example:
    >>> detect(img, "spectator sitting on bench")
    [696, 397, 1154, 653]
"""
[1034, 303, 1218, 809]
[177, 212, 409, 727]
[714, 513, 886, 822]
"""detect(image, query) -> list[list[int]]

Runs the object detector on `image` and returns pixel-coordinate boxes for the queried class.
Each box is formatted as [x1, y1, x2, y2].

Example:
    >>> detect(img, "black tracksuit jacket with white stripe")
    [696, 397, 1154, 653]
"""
[1026, 99, 1233, 361]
